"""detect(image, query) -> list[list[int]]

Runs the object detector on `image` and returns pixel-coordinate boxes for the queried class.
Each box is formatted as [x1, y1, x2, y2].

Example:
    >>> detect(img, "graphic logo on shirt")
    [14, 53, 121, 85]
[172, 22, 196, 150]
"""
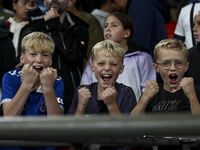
[39, 101, 46, 112]
[152, 100, 188, 113]
[9, 70, 21, 77]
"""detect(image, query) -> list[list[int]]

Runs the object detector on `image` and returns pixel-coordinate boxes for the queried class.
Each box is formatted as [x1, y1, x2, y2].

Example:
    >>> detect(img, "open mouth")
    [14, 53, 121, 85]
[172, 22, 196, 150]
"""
[33, 66, 43, 74]
[169, 74, 178, 84]
[102, 74, 112, 82]
[105, 34, 111, 38]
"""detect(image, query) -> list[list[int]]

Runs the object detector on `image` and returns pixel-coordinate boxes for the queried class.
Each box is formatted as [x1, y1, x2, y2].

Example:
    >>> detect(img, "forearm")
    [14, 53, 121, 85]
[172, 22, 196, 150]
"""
[130, 95, 149, 116]
[188, 94, 200, 114]
[75, 104, 86, 116]
[3, 85, 31, 116]
[43, 88, 63, 115]
[107, 103, 122, 116]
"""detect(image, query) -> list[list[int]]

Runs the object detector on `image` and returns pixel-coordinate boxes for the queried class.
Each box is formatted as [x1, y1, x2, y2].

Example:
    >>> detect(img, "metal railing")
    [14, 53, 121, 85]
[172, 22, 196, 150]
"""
[0, 114, 199, 148]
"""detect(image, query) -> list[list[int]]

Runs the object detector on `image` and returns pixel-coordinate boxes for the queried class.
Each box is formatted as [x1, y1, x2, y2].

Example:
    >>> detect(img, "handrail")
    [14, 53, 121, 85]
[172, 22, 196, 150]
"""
[0, 114, 199, 146]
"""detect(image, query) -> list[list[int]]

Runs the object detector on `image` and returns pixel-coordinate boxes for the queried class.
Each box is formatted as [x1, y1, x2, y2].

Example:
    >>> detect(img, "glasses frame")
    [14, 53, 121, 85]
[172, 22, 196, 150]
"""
[155, 60, 188, 70]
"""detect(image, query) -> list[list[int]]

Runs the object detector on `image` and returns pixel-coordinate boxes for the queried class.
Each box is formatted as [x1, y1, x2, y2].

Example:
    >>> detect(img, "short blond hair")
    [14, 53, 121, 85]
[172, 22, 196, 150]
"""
[154, 38, 188, 62]
[21, 32, 55, 54]
[91, 40, 125, 63]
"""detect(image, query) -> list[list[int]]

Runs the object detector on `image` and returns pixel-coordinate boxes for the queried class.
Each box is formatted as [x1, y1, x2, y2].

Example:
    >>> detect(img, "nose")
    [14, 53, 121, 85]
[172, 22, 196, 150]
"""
[104, 64, 110, 71]
[105, 25, 110, 31]
[169, 61, 176, 70]
[35, 54, 42, 63]
[193, 23, 197, 32]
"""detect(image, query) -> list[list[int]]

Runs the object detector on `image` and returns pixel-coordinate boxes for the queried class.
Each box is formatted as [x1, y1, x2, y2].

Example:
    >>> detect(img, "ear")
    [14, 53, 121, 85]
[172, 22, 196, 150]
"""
[90, 62, 95, 72]
[119, 65, 125, 74]
[20, 53, 25, 64]
[184, 62, 189, 72]
[124, 29, 131, 38]
[153, 63, 160, 73]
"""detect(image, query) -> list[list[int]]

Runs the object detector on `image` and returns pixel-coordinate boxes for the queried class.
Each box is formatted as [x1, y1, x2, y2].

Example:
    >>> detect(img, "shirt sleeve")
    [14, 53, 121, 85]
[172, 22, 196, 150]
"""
[54, 76, 65, 111]
[1, 71, 20, 104]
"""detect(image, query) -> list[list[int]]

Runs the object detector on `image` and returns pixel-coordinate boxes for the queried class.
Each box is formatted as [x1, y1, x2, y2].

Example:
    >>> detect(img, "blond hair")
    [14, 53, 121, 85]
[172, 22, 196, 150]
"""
[21, 32, 55, 54]
[154, 38, 188, 62]
[91, 40, 125, 63]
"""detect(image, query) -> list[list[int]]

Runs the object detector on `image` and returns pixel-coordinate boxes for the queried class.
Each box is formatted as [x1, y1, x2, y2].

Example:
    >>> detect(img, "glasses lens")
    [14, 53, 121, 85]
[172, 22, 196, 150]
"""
[175, 60, 185, 69]
[161, 61, 171, 69]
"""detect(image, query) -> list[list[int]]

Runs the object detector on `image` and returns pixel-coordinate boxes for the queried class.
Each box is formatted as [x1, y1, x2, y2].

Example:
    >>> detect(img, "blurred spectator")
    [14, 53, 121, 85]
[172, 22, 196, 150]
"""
[67, 0, 104, 69]
[0, 0, 14, 23]
[91, 0, 115, 31]
[174, 0, 200, 49]
[127, 0, 168, 58]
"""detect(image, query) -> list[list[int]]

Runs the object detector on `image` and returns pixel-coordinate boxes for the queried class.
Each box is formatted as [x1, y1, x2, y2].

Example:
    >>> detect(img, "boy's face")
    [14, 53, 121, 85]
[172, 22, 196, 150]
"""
[20, 48, 52, 74]
[193, 12, 200, 43]
[153, 48, 189, 92]
[90, 50, 124, 89]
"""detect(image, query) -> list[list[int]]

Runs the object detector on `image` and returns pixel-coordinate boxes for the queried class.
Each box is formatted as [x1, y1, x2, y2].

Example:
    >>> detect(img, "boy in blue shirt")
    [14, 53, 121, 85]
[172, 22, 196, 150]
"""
[68, 40, 137, 116]
[1, 32, 64, 116]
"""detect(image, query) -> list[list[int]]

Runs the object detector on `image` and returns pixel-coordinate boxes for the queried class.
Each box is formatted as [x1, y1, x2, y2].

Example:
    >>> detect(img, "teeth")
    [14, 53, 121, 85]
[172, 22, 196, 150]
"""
[171, 74, 176, 76]
[102, 74, 111, 77]
[34, 66, 42, 69]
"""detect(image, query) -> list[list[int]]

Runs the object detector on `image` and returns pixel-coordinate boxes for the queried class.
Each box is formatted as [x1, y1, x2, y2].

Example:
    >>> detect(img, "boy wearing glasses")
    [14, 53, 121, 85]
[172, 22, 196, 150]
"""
[131, 38, 200, 115]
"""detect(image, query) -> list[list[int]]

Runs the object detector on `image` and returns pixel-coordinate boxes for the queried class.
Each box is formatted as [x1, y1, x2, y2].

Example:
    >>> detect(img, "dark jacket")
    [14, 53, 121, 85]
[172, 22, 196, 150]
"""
[0, 27, 15, 88]
[22, 11, 89, 113]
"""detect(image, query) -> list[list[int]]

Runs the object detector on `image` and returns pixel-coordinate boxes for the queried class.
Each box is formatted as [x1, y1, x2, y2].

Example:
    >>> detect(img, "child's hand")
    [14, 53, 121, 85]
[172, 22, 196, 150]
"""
[179, 77, 195, 98]
[101, 85, 117, 107]
[77, 87, 91, 110]
[142, 80, 159, 102]
[40, 67, 57, 90]
[21, 64, 39, 89]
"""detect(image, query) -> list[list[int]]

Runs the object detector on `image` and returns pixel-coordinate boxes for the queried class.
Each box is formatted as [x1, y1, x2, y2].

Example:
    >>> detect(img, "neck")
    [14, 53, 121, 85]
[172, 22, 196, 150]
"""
[14, 17, 28, 23]
[164, 84, 182, 93]
[59, 11, 66, 23]
[120, 42, 129, 53]
[70, 7, 80, 16]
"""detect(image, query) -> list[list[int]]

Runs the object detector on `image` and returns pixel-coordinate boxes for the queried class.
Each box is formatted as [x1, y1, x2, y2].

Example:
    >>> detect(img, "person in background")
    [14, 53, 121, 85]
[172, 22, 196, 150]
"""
[127, 0, 168, 58]
[174, 0, 200, 49]
[0, 0, 14, 23]
[91, 0, 115, 31]
[81, 12, 156, 102]
[185, 11, 200, 83]
[0, 0, 42, 68]
[67, 0, 104, 69]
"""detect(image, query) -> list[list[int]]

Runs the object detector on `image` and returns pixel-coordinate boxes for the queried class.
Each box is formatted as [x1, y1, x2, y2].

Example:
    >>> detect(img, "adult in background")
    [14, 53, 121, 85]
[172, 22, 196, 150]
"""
[127, 0, 168, 58]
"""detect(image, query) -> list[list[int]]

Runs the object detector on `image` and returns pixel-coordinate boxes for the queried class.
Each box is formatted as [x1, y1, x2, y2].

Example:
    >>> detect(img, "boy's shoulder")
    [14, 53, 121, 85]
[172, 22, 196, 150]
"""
[4, 68, 22, 78]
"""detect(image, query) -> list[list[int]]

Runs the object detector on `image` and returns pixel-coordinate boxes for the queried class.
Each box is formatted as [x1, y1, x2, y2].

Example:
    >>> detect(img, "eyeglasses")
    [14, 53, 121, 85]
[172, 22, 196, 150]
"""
[155, 60, 187, 70]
